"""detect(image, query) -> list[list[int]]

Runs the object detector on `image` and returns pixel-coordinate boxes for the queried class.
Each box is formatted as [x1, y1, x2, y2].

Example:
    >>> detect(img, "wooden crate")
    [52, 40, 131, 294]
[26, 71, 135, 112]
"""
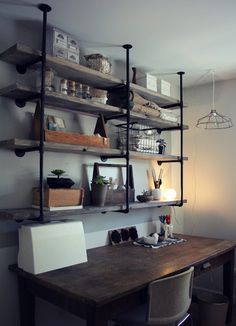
[45, 130, 109, 148]
[105, 189, 135, 205]
[32, 188, 84, 207]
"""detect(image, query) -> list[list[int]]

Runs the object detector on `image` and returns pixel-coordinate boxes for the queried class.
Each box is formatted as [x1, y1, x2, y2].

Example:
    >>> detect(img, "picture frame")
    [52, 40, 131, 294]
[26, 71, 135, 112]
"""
[47, 115, 66, 131]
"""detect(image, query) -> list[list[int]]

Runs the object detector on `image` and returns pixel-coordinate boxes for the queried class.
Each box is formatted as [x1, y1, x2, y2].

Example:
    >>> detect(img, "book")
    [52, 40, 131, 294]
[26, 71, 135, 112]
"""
[32, 205, 83, 211]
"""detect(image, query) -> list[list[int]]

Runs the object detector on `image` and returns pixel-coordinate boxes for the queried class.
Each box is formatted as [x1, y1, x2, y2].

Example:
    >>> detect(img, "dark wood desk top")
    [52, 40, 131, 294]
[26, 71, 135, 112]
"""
[12, 234, 236, 308]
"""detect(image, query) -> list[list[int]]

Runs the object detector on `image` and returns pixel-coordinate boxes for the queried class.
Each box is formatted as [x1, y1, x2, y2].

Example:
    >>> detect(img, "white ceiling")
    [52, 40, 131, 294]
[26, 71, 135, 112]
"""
[1, 0, 236, 87]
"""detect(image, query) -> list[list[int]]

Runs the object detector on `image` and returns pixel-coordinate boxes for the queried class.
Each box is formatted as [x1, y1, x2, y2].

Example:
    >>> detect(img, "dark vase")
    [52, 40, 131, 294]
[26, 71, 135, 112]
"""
[91, 183, 107, 206]
[47, 177, 75, 189]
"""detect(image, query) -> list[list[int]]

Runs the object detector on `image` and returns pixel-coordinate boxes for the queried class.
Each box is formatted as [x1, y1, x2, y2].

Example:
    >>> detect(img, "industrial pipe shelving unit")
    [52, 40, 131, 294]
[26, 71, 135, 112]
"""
[3, 3, 185, 221]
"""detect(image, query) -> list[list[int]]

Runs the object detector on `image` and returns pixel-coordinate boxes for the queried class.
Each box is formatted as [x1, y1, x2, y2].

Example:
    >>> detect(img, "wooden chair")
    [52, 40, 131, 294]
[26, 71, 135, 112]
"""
[114, 266, 194, 326]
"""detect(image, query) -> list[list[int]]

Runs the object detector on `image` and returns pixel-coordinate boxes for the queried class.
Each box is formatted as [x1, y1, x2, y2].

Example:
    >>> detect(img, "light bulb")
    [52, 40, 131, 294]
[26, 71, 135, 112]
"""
[163, 188, 177, 201]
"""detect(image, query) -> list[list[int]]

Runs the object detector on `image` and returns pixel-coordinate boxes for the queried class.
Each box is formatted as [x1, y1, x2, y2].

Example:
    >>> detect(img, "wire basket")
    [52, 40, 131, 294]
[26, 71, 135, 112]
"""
[116, 123, 166, 154]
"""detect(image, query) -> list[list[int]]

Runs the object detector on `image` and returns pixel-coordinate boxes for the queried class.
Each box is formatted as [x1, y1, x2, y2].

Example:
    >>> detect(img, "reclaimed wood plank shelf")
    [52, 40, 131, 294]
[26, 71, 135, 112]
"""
[0, 83, 188, 130]
[0, 199, 187, 221]
[131, 83, 180, 108]
[0, 43, 180, 106]
[0, 138, 187, 162]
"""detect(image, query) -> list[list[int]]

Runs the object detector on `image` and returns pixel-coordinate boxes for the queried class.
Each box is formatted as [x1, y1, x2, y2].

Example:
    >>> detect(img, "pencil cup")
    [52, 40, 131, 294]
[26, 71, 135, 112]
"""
[152, 189, 162, 200]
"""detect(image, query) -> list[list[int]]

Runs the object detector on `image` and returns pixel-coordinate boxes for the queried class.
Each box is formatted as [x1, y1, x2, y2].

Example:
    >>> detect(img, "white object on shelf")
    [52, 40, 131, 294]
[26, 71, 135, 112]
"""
[146, 73, 157, 91]
[159, 109, 179, 123]
[47, 27, 80, 63]
[161, 79, 171, 97]
[67, 51, 80, 63]
[163, 188, 177, 200]
[137, 73, 157, 92]
[18, 220, 87, 274]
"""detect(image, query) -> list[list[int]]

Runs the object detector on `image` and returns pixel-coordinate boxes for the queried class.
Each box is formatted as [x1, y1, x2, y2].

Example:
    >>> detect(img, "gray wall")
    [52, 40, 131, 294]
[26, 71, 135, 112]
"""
[183, 78, 236, 296]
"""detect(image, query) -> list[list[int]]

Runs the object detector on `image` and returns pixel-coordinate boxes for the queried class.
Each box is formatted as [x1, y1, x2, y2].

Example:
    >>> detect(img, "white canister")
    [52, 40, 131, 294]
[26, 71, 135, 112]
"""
[152, 188, 162, 200]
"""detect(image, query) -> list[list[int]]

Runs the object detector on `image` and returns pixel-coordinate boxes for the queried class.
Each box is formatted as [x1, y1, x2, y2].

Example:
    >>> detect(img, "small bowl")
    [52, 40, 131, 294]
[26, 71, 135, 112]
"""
[136, 195, 153, 202]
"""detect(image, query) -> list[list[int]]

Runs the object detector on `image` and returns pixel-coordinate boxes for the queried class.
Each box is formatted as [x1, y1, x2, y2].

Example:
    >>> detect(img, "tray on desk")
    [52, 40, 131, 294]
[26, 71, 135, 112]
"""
[134, 237, 186, 249]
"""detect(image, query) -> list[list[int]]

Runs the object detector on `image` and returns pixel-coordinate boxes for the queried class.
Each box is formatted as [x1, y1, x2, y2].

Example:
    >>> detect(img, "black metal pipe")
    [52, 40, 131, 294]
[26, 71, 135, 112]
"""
[38, 4, 51, 222]
[161, 102, 181, 109]
[161, 126, 182, 132]
[123, 44, 132, 213]
[177, 71, 184, 207]
[104, 113, 127, 122]
[157, 159, 181, 165]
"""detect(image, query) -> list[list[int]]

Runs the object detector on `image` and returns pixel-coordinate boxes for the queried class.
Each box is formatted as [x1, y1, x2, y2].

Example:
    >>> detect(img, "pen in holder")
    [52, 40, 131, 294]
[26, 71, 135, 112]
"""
[152, 168, 163, 200]
[159, 215, 173, 239]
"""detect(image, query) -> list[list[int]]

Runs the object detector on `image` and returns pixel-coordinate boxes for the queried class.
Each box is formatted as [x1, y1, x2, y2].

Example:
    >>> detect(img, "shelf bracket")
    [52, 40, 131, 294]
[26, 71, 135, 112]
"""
[157, 159, 181, 165]
[15, 146, 40, 157]
[160, 126, 182, 132]
[15, 94, 40, 108]
[172, 202, 184, 207]
[16, 57, 42, 74]
[100, 154, 126, 162]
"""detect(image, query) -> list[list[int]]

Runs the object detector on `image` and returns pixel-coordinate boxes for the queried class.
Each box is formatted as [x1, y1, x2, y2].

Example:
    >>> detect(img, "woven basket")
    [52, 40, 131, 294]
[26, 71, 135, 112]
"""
[84, 53, 111, 74]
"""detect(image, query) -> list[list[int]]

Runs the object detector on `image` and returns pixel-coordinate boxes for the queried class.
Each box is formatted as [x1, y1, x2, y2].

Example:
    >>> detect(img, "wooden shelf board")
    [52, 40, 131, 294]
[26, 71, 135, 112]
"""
[0, 43, 122, 89]
[0, 43, 40, 66]
[0, 138, 187, 162]
[0, 200, 186, 221]
[0, 83, 188, 130]
[0, 44, 184, 106]
[131, 83, 179, 107]
[47, 55, 122, 89]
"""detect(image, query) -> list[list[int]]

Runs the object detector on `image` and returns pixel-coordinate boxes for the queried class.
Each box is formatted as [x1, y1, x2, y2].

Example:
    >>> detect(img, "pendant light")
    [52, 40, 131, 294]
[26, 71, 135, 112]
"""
[196, 70, 233, 129]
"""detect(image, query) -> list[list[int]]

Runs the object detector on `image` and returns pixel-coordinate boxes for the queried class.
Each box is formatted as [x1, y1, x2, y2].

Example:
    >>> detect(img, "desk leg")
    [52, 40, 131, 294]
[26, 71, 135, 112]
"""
[223, 250, 235, 324]
[18, 277, 35, 326]
[86, 310, 108, 326]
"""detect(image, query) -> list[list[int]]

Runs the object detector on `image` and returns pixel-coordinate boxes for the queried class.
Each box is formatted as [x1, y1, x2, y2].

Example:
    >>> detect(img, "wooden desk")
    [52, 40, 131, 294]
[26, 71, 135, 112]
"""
[11, 234, 235, 326]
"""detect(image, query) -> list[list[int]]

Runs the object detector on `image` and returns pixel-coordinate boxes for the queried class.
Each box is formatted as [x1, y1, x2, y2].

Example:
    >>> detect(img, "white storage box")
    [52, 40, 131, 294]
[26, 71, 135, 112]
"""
[67, 51, 80, 63]
[53, 46, 68, 60]
[137, 73, 157, 92]
[53, 29, 67, 49]
[18, 221, 87, 274]
[47, 27, 80, 63]
[136, 73, 172, 97]
[160, 79, 171, 97]
[67, 36, 80, 52]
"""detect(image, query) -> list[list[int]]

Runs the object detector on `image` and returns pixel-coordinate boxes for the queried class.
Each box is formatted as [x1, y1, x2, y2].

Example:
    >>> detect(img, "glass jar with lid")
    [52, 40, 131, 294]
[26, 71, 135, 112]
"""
[60, 79, 68, 95]
[36, 68, 55, 92]
[68, 80, 76, 96]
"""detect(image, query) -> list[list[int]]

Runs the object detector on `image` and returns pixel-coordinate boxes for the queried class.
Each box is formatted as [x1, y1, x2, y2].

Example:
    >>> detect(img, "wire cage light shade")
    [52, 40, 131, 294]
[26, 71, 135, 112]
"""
[196, 109, 233, 129]
[196, 70, 233, 129]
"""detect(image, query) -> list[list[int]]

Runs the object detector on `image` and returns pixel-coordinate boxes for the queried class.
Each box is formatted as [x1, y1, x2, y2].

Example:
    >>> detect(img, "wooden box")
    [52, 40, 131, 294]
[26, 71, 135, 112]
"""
[45, 130, 109, 148]
[32, 187, 84, 207]
[105, 189, 135, 205]
[31, 103, 109, 148]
